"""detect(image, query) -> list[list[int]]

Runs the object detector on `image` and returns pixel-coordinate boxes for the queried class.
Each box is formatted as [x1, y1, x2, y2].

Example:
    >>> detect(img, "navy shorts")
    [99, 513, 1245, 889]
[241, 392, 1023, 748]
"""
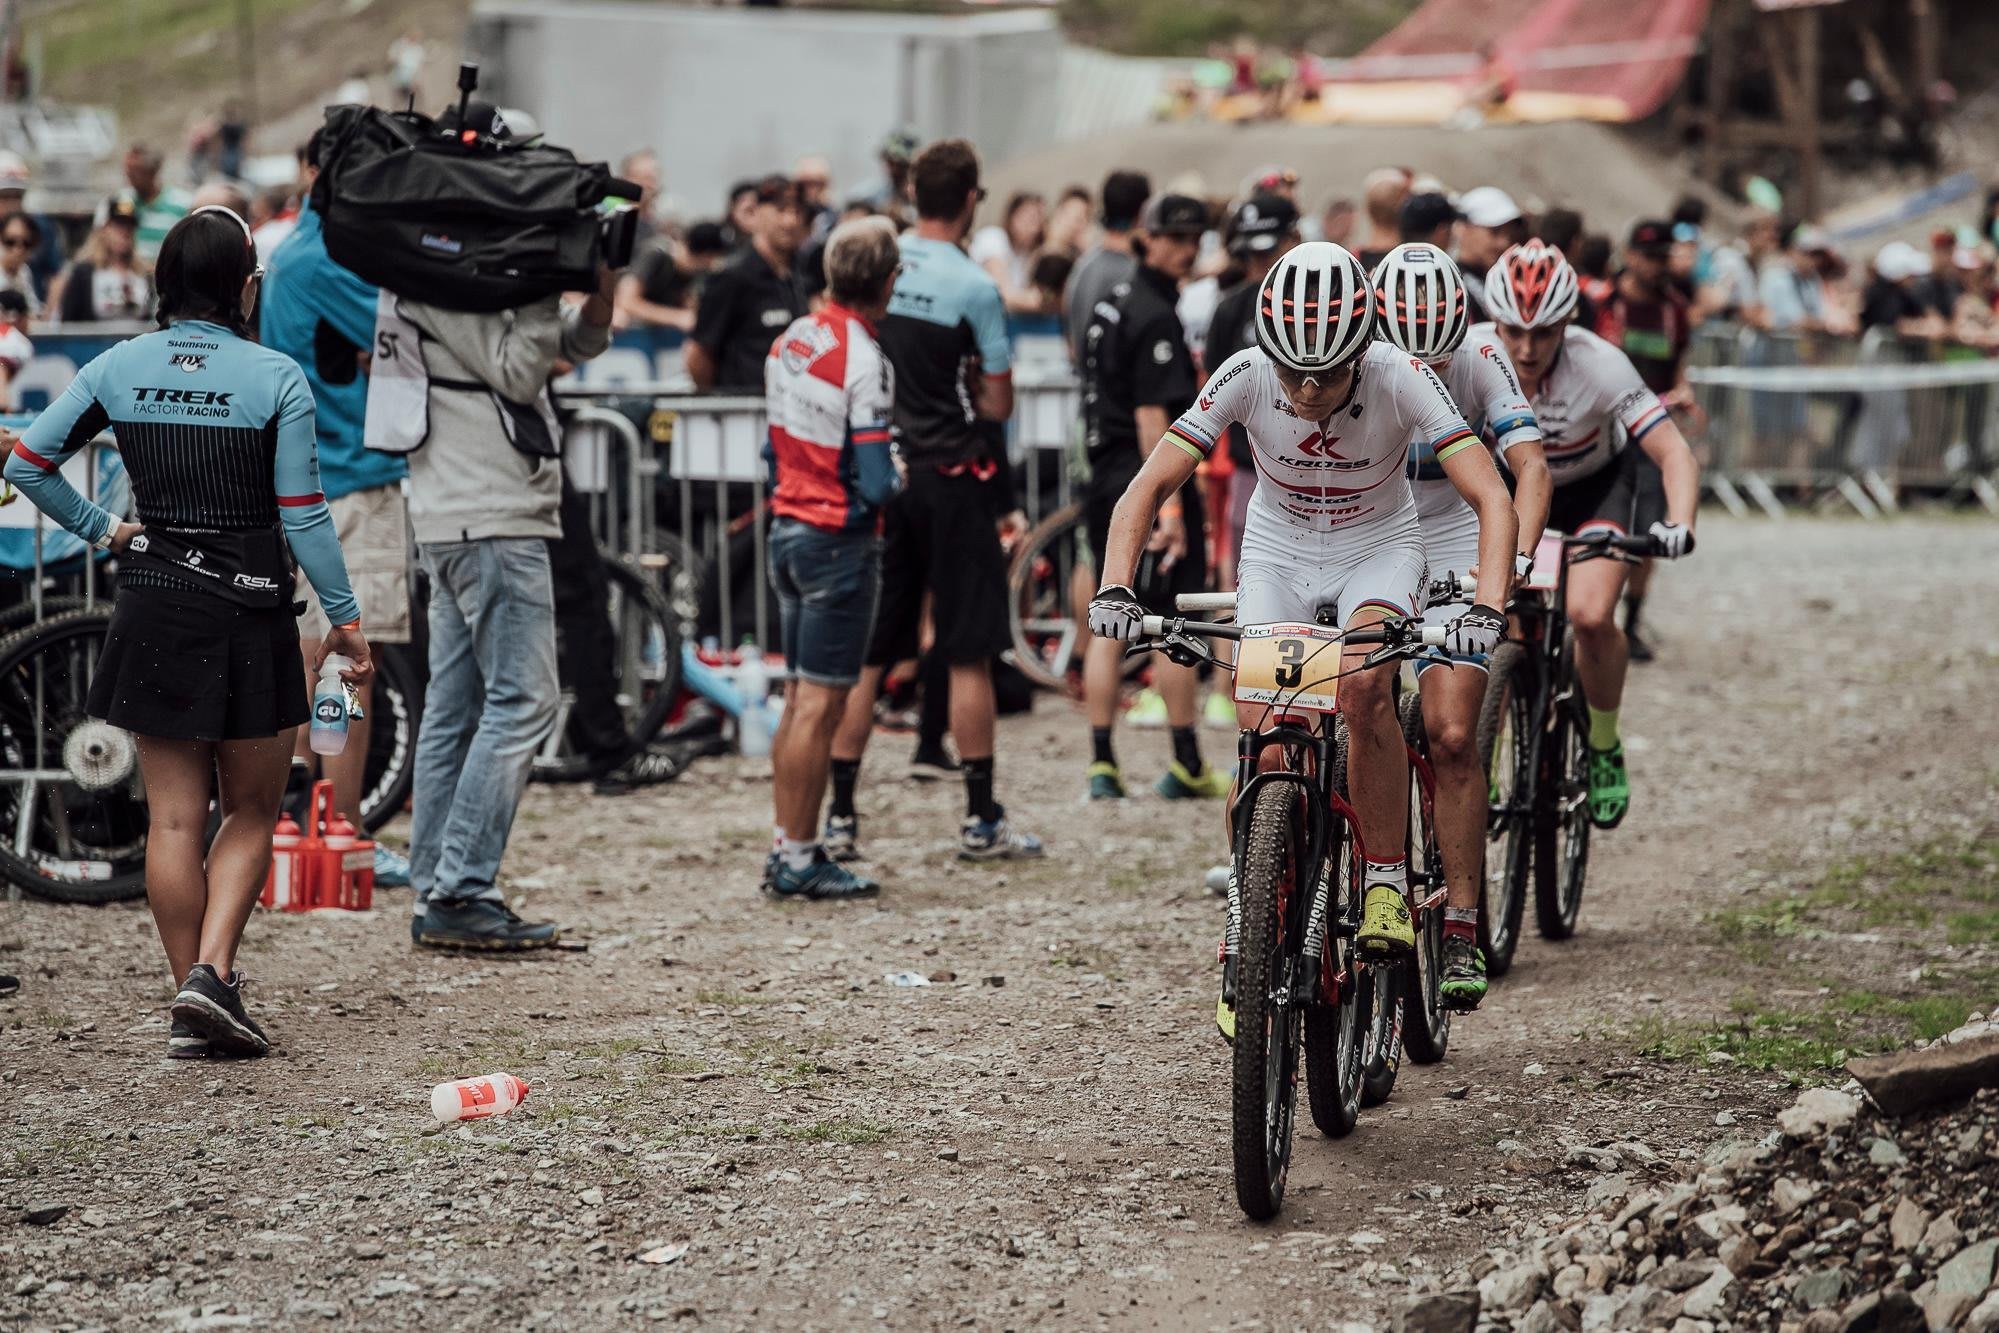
[769, 519, 882, 688]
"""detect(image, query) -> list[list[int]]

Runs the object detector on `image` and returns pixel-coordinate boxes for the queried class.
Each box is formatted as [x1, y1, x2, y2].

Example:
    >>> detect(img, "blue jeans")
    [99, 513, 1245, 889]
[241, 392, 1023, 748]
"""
[410, 538, 561, 906]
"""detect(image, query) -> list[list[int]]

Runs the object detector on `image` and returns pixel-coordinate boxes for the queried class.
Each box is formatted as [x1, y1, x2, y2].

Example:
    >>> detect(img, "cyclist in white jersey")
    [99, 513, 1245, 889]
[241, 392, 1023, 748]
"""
[1086, 242, 1517, 962]
[1484, 240, 1700, 829]
[1372, 242, 1551, 1010]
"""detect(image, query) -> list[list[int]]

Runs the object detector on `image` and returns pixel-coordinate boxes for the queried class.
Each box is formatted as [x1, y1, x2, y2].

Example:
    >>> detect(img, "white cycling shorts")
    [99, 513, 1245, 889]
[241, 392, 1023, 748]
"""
[1415, 506, 1489, 675]
[1236, 515, 1428, 630]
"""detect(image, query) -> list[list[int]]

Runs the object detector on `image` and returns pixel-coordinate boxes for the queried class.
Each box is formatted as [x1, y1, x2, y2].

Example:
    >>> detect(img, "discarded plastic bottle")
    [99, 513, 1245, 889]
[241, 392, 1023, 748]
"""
[309, 655, 352, 756]
[430, 1072, 530, 1123]
[736, 640, 771, 759]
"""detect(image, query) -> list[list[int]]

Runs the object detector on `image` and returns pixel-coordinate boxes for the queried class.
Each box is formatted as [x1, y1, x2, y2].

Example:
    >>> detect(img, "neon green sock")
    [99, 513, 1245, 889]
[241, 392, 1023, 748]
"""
[1587, 705, 1621, 752]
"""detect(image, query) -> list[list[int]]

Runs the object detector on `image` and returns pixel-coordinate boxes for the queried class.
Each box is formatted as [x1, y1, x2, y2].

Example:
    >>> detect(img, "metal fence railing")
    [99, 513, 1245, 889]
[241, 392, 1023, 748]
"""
[1686, 324, 1999, 517]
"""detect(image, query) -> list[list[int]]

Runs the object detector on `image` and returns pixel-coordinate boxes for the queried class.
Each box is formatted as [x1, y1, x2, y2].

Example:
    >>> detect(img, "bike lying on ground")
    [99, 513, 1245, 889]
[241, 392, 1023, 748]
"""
[1128, 602, 1453, 1222]
[1479, 528, 1669, 961]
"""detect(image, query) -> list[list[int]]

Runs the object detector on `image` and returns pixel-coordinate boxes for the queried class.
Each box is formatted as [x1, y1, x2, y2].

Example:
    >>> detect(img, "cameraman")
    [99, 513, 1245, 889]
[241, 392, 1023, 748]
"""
[393, 103, 619, 952]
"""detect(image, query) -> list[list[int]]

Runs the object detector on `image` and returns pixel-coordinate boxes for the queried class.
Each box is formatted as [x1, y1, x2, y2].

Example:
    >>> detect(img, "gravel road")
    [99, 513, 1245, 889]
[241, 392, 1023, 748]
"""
[4, 516, 1997, 1331]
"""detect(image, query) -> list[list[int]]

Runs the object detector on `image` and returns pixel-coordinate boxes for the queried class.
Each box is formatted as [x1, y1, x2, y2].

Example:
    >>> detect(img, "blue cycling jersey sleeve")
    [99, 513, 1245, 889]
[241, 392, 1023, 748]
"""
[7, 353, 117, 544]
[965, 270, 1011, 375]
[271, 362, 360, 626]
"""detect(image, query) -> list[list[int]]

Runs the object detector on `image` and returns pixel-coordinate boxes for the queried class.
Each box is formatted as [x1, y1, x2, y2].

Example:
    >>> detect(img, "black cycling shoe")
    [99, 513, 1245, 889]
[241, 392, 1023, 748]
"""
[762, 849, 882, 901]
[416, 899, 560, 951]
[1626, 627, 1656, 664]
[170, 964, 270, 1057]
[0, 973, 17, 999]
[167, 1016, 210, 1060]
[593, 747, 686, 796]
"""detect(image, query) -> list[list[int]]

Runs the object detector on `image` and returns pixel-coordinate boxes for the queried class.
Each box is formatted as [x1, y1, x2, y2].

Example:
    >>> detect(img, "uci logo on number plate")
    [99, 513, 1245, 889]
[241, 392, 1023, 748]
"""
[1233, 622, 1343, 715]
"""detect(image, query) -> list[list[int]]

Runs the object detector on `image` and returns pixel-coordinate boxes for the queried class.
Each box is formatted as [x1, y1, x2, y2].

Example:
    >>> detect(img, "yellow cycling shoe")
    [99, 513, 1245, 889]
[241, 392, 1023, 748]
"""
[1357, 883, 1415, 958]
[1156, 760, 1231, 800]
[1216, 992, 1237, 1044]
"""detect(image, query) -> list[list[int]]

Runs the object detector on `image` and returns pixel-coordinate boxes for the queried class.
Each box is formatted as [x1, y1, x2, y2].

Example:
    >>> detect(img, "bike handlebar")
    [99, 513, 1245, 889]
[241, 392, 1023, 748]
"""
[1135, 615, 1447, 649]
[1564, 528, 1672, 557]
[1174, 571, 1475, 618]
[1173, 592, 1238, 613]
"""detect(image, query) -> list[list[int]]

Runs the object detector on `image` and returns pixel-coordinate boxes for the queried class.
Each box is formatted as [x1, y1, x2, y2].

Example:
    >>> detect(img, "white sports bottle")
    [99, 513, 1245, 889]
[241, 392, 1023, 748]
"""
[309, 656, 351, 756]
[430, 1072, 530, 1122]
[736, 639, 771, 759]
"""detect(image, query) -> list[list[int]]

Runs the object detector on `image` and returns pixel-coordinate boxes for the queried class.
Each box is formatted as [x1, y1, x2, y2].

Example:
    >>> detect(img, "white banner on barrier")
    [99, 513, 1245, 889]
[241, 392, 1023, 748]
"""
[667, 402, 770, 484]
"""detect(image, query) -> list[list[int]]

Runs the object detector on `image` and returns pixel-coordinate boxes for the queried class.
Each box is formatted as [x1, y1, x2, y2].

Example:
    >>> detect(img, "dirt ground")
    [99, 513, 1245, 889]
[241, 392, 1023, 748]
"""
[4, 516, 1997, 1332]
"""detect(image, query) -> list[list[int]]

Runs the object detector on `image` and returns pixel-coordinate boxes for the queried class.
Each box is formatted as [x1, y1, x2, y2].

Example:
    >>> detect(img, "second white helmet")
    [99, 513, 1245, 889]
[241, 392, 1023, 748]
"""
[1370, 243, 1470, 361]
[1256, 241, 1376, 374]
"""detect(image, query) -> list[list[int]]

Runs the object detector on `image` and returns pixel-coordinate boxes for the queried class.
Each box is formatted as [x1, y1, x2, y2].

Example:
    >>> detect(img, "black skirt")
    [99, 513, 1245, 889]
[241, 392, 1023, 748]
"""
[87, 585, 308, 742]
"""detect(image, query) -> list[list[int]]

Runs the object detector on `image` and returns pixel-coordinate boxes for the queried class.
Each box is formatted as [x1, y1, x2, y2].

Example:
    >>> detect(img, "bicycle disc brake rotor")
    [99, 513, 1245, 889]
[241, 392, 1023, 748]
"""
[64, 720, 139, 792]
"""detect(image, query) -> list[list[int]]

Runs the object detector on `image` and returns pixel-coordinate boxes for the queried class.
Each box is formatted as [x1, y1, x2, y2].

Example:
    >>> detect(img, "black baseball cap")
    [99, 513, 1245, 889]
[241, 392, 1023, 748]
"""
[1142, 193, 1208, 237]
[1399, 191, 1460, 236]
[1229, 193, 1300, 255]
[1627, 218, 1674, 255]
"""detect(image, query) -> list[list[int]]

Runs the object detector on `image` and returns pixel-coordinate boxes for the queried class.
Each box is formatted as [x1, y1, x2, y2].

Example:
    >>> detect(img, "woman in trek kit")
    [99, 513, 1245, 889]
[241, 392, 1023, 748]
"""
[3, 208, 370, 1059]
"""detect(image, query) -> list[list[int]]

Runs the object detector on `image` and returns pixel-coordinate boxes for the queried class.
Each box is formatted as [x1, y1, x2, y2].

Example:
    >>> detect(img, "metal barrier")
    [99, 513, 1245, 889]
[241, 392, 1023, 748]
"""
[0, 431, 123, 623]
[1687, 324, 1999, 515]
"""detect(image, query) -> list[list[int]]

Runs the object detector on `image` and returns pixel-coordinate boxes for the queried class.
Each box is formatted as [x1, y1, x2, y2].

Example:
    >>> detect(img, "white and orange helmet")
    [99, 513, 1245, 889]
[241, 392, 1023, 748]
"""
[1255, 241, 1376, 374]
[1483, 239, 1580, 329]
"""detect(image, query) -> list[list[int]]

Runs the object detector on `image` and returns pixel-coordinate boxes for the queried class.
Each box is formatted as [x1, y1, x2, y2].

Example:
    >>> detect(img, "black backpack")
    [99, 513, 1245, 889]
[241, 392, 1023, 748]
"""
[310, 102, 637, 313]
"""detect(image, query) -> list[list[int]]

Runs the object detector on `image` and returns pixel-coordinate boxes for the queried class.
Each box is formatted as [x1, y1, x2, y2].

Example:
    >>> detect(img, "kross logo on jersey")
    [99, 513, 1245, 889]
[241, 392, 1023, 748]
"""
[1291, 431, 1343, 459]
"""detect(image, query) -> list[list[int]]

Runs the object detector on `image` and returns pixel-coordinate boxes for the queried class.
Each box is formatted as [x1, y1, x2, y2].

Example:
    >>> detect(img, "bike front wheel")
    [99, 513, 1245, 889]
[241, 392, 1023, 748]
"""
[1534, 693, 1592, 940]
[1398, 692, 1450, 1065]
[1231, 779, 1306, 1221]
[1477, 641, 1534, 975]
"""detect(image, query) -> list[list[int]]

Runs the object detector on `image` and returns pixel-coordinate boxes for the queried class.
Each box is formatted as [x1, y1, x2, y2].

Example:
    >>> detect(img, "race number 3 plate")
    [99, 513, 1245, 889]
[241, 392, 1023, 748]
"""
[1234, 622, 1343, 714]
[1527, 530, 1564, 591]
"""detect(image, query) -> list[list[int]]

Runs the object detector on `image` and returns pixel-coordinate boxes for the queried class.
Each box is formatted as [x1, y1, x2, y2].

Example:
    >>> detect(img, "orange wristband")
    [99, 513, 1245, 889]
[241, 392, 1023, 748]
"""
[334, 619, 362, 631]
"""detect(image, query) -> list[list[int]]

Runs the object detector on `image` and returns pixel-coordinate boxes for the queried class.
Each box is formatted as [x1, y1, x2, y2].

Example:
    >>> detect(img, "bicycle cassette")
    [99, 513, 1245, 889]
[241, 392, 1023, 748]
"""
[65, 720, 138, 792]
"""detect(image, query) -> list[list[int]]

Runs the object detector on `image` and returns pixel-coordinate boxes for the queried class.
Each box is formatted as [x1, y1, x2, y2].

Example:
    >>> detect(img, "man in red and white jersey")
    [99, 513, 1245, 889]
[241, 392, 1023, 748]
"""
[761, 216, 906, 902]
[1483, 240, 1701, 831]
[1087, 242, 1518, 982]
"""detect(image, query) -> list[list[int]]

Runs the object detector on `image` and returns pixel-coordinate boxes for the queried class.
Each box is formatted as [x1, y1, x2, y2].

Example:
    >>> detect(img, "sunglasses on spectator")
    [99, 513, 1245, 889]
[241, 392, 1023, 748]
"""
[0, 236, 27, 250]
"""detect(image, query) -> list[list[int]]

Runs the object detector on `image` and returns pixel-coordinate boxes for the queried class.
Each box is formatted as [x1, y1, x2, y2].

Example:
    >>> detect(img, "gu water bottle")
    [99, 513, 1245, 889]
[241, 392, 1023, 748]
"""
[309, 655, 352, 756]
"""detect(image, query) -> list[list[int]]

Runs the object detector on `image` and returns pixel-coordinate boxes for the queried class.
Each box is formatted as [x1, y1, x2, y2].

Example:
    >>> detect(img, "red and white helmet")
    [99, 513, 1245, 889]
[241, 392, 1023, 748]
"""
[1256, 241, 1376, 374]
[1484, 240, 1580, 329]
[1370, 243, 1469, 361]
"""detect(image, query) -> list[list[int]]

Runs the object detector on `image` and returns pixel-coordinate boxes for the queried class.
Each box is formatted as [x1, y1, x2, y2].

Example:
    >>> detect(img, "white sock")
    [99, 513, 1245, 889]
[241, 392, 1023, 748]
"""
[777, 835, 818, 872]
[1363, 858, 1408, 889]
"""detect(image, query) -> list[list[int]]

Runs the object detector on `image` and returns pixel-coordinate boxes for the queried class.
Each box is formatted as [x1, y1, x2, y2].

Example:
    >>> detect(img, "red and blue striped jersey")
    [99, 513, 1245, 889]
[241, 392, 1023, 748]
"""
[765, 303, 902, 533]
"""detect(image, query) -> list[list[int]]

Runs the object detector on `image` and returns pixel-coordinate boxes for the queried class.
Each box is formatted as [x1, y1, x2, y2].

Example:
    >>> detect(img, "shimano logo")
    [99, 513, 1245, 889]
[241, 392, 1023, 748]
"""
[419, 232, 464, 255]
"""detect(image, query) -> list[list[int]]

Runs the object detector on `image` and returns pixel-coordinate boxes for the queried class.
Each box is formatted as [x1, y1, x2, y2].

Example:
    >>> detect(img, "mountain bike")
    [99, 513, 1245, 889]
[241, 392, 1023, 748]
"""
[1130, 604, 1448, 1221]
[1478, 528, 1665, 952]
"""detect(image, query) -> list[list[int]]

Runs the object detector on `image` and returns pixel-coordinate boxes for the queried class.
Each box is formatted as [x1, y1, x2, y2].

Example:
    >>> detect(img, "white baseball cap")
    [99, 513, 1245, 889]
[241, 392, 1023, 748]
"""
[1873, 240, 1927, 280]
[1458, 185, 1522, 229]
[0, 152, 29, 194]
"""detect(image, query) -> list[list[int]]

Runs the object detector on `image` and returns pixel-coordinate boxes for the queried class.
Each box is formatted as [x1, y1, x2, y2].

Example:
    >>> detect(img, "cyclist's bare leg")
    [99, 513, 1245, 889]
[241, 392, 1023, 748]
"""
[1418, 664, 1486, 914]
[1340, 605, 1408, 866]
[202, 734, 295, 978]
[773, 681, 852, 842]
[135, 736, 216, 986]
[829, 665, 887, 765]
[1083, 633, 1122, 730]
[1566, 554, 1630, 713]
[1157, 657, 1199, 728]
[947, 659, 995, 761]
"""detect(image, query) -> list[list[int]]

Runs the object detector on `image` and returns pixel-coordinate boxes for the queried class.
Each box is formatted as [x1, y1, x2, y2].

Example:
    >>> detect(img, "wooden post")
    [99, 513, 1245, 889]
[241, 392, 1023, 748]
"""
[1795, 6, 1821, 217]
[1702, 0, 1737, 191]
